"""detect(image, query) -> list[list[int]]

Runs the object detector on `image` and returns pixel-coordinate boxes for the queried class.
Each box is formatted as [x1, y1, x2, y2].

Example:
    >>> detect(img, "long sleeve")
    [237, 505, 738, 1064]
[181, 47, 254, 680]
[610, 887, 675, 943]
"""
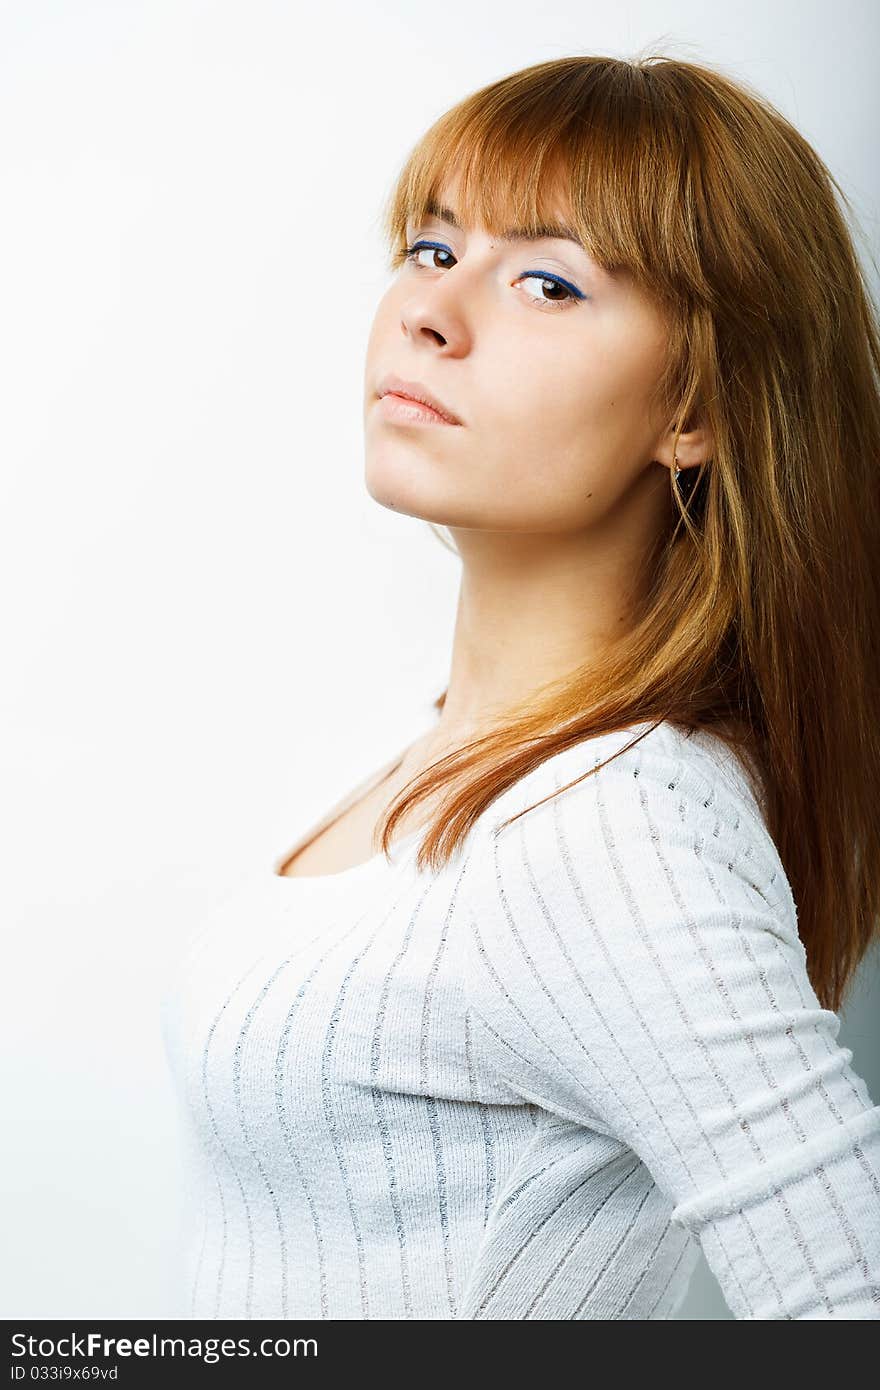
[461, 726, 880, 1319]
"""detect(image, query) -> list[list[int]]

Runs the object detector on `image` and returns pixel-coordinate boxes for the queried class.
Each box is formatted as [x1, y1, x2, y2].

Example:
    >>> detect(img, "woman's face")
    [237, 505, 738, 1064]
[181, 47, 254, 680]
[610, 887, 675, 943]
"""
[363, 174, 675, 534]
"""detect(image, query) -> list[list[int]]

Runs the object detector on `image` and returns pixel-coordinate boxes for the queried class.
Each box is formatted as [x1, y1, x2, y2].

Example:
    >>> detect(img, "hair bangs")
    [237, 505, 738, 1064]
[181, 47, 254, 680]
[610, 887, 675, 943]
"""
[381, 57, 701, 311]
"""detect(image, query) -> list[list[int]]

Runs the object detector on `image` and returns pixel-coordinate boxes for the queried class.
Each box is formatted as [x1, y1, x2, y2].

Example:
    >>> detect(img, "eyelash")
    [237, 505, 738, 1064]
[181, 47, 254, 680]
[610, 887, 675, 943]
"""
[401, 240, 588, 311]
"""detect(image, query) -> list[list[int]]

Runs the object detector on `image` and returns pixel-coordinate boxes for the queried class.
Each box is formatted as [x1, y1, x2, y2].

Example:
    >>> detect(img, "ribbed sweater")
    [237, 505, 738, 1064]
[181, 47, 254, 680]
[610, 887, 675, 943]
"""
[159, 716, 880, 1320]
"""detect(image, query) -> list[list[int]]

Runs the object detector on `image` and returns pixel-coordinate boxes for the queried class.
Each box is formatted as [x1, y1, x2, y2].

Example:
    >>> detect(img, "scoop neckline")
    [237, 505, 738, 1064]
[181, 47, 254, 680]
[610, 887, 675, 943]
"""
[269, 825, 423, 887]
[267, 702, 443, 886]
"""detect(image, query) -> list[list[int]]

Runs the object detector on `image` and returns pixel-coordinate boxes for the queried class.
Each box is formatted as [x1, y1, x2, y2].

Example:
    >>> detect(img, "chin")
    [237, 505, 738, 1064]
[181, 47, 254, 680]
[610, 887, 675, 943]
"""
[364, 462, 459, 525]
[364, 461, 423, 517]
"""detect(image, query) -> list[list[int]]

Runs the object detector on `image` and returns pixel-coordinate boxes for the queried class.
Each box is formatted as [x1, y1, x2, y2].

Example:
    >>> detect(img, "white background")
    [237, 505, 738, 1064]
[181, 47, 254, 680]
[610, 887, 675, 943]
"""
[1, 0, 877, 1321]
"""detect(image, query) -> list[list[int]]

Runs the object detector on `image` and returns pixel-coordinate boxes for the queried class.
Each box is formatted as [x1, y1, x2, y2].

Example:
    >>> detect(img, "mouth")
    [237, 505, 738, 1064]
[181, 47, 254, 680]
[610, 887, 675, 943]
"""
[375, 375, 463, 426]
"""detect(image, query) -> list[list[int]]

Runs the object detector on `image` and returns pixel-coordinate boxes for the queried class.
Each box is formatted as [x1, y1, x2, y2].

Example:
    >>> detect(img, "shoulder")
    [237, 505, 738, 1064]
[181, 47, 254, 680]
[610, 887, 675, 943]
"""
[461, 718, 796, 939]
[458, 718, 805, 1120]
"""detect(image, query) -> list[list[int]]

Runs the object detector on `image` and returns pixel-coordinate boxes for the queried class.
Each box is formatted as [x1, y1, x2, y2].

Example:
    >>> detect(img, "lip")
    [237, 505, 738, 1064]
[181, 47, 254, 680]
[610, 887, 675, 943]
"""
[375, 374, 463, 426]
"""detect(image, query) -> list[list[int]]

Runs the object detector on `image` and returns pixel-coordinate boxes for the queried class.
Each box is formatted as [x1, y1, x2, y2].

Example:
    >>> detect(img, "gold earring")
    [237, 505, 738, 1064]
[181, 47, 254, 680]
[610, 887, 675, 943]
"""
[673, 454, 690, 503]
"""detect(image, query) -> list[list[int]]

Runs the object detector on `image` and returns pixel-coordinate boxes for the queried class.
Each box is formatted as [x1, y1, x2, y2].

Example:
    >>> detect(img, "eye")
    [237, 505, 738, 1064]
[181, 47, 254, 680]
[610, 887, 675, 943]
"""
[403, 240, 456, 271]
[401, 240, 587, 311]
[515, 272, 586, 309]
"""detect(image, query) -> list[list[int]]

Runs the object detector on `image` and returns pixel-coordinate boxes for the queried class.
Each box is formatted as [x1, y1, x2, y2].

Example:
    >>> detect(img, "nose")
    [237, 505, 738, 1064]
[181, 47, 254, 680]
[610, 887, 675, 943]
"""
[398, 259, 477, 356]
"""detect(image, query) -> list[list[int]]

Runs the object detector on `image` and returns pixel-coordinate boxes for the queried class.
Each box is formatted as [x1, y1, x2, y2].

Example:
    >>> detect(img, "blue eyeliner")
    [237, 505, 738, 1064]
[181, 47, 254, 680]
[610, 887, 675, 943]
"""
[403, 239, 589, 304]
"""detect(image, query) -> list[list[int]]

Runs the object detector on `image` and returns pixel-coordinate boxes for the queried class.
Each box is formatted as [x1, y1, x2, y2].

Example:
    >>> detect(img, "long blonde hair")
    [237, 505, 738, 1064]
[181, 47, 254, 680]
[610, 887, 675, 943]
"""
[374, 53, 880, 1013]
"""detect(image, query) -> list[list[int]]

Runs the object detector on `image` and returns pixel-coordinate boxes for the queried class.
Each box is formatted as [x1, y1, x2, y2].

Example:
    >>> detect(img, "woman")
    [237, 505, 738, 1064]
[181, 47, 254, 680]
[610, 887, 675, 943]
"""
[161, 53, 880, 1319]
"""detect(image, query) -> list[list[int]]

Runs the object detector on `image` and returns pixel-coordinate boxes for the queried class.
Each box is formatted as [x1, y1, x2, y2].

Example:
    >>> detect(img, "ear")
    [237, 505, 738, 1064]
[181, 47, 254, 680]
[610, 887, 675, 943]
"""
[652, 412, 714, 475]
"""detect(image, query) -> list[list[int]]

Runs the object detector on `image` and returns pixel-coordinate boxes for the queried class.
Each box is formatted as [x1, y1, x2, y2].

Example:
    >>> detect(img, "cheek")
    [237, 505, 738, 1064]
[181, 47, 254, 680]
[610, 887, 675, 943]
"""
[484, 316, 665, 463]
[466, 335, 665, 525]
[475, 342, 628, 475]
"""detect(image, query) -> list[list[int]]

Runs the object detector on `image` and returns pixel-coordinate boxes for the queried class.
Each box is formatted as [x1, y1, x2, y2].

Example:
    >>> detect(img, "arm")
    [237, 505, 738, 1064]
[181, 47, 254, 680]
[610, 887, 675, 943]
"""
[462, 729, 880, 1319]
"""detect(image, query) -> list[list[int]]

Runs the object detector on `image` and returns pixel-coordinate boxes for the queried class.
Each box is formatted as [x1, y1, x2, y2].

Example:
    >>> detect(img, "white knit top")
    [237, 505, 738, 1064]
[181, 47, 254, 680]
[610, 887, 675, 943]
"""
[159, 715, 880, 1320]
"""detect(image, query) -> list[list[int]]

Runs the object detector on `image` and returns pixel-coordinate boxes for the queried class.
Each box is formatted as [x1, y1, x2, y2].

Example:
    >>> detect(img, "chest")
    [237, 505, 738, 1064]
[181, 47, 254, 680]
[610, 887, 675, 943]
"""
[275, 759, 431, 879]
[161, 867, 515, 1162]
[277, 781, 404, 877]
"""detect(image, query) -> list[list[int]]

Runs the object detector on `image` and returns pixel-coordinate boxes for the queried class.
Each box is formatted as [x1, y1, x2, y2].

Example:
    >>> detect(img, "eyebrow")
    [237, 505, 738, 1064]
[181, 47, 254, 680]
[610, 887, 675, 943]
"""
[419, 198, 584, 248]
